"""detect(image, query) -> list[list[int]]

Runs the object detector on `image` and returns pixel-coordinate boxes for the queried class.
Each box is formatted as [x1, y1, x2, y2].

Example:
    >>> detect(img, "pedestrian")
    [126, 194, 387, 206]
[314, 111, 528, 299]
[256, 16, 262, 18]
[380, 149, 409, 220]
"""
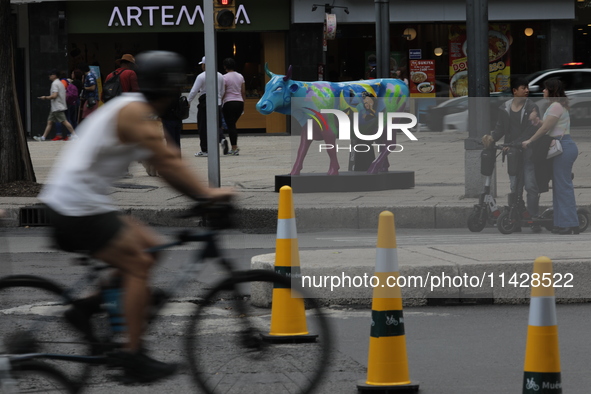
[522, 78, 579, 234]
[188, 56, 226, 157]
[33, 69, 78, 142]
[51, 71, 71, 141]
[482, 77, 541, 232]
[37, 51, 234, 383]
[69, 70, 84, 129]
[103, 53, 139, 97]
[104, 54, 140, 178]
[161, 94, 185, 152]
[222, 58, 245, 156]
[78, 62, 99, 121]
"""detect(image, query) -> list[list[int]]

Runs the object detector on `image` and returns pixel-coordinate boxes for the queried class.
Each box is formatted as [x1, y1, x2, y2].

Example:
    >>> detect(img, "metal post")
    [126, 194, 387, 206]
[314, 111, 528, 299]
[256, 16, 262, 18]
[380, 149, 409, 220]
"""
[203, 0, 220, 187]
[374, 0, 390, 79]
[465, 0, 490, 197]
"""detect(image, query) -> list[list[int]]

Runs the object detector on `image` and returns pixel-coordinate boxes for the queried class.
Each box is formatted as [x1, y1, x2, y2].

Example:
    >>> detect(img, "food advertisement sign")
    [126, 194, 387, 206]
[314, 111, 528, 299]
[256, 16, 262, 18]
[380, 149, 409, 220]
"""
[448, 24, 511, 97]
[409, 60, 436, 97]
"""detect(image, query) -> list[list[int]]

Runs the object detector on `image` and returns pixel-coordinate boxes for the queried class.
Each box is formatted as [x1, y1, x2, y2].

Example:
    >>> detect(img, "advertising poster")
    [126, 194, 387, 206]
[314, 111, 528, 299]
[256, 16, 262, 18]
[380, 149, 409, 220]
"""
[364, 51, 405, 80]
[409, 59, 436, 98]
[448, 24, 511, 97]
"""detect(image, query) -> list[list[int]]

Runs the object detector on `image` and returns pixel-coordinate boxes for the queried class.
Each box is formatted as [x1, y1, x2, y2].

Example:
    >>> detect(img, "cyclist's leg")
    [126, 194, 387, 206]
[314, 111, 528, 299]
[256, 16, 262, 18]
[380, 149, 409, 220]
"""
[92, 215, 161, 351]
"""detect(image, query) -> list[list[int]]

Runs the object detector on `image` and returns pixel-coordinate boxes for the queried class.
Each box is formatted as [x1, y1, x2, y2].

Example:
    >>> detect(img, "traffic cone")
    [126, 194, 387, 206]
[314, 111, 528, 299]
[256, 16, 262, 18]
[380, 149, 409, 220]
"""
[262, 186, 317, 343]
[357, 211, 419, 393]
[523, 256, 562, 393]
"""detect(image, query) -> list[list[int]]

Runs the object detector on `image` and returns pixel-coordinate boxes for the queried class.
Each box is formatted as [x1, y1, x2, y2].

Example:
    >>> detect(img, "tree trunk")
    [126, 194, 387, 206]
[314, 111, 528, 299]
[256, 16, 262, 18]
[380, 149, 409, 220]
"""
[0, 0, 35, 183]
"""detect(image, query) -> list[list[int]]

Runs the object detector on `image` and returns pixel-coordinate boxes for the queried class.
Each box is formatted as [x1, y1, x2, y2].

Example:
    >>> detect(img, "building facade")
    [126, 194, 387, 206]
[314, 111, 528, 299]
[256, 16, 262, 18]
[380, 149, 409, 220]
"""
[9, 0, 580, 134]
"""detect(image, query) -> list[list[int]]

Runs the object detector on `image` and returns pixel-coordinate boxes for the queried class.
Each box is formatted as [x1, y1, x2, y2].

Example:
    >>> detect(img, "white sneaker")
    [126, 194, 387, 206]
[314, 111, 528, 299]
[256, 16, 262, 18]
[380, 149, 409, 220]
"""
[195, 151, 208, 157]
[69, 134, 79, 140]
[33, 136, 45, 141]
[228, 148, 240, 156]
[221, 139, 229, 155]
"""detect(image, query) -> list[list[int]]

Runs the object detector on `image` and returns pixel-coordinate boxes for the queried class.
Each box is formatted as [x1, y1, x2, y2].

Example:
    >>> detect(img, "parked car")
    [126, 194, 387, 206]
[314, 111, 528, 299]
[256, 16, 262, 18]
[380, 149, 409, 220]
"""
[526, 67, 591, 96]
[425, 65, 591, 132]
[440, 90, 591, 133]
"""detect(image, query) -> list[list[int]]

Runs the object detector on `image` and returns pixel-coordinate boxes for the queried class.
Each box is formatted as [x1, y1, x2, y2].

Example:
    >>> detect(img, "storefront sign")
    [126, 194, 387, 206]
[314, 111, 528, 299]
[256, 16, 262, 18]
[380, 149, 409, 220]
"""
[67, 0, 289, 33]
[107, 5, 250, 27]
[409, 49, 422, 60]
[409, 60, 435, 97]
[448, 24, 511, 97]
[325, 14, 337, 40]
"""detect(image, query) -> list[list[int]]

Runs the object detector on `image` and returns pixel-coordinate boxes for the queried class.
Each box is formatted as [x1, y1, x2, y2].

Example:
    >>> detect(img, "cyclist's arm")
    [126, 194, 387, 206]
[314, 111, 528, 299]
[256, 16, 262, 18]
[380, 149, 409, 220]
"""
[117, 101, 232, 200]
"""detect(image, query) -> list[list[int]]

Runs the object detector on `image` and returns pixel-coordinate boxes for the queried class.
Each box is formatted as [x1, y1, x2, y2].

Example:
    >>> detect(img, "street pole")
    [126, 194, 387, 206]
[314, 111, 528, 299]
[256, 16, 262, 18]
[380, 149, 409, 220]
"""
[465, 0, 491, 197]
[203, 0, 220, 187]
[374, 0, 390, 79]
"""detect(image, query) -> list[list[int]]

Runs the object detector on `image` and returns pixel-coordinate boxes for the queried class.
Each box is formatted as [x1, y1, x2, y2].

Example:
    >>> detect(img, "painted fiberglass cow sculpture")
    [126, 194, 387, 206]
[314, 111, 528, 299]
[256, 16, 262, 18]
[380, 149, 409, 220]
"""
[256, 64, 410, 175]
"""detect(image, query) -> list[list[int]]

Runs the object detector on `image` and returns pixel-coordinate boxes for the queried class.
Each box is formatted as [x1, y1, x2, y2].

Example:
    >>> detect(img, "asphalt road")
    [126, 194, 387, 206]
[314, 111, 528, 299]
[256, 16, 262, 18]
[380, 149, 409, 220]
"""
[2, 228, 591, 393]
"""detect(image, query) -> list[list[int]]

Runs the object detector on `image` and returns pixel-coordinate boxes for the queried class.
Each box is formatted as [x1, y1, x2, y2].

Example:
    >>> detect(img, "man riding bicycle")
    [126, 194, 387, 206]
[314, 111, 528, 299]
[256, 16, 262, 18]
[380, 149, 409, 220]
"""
[38, 51, 233, 383]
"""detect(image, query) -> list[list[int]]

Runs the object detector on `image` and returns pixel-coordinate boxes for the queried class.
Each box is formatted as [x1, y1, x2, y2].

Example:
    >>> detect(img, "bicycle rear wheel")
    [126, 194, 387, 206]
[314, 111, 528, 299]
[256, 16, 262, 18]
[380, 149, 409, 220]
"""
[0, 276, 93, 387]
[10, 360, 78, 393]
[185, 269, 332, 394]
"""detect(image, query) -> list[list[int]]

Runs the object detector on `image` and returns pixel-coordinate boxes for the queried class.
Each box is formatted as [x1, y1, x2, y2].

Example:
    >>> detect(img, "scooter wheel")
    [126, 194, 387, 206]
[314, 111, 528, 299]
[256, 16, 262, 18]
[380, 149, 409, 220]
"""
[497, 210, 518, 235]
[467, 210, 486, 232]
[577, 209, 589, 233]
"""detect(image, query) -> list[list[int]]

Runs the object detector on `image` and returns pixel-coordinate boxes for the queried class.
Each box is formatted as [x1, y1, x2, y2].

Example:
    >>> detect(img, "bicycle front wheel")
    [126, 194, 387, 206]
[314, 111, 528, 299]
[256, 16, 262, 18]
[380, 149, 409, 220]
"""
[185, 269, 332, 394]
[0, 276, 93, 387]
[10, 360, 78, 393]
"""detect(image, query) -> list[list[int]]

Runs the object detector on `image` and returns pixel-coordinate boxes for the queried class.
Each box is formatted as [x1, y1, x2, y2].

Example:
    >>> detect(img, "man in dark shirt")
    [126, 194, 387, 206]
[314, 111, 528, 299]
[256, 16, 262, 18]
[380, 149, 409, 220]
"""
[482, 77, 541, 231]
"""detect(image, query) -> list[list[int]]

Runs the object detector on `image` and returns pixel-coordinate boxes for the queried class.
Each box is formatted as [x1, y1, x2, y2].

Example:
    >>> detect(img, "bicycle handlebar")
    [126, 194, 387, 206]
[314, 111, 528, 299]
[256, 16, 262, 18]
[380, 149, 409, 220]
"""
[178, 198, 235, 230]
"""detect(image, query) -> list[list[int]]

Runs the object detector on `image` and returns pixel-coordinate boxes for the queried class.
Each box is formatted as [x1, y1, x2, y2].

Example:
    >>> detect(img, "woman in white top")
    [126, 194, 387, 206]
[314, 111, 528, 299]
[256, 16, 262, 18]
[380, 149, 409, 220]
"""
[221, 58, 245, 155]
[522, 78, 579, 234]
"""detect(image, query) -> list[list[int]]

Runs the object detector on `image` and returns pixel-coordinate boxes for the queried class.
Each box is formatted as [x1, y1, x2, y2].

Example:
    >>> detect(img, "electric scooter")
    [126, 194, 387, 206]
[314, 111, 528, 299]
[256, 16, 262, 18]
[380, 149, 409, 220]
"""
[496, 146, 590, 234]
[467, 144, 504, 232]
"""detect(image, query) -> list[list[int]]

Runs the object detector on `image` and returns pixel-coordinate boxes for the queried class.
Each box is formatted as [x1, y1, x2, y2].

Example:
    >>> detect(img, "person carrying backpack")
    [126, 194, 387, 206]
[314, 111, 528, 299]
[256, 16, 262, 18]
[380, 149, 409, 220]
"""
[103, 54, 139, 102]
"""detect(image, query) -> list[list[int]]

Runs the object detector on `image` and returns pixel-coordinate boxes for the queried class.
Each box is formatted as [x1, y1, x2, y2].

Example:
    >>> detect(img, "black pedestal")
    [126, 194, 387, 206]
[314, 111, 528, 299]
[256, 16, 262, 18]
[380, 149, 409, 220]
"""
[275, 171, 415, 193]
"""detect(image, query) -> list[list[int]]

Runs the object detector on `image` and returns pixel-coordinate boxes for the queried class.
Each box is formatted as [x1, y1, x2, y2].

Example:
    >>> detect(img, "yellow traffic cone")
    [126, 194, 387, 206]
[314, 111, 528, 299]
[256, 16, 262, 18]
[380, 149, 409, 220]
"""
[357, 211, 419, 393]
[523, 256, 562, 393]
[262, 186, 317, 343]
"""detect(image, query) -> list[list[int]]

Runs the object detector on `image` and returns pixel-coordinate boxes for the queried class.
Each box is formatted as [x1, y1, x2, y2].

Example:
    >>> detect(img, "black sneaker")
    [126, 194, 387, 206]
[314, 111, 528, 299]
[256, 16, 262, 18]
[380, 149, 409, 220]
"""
[221, 138, 229, 155]
[107, 350, 178, 383]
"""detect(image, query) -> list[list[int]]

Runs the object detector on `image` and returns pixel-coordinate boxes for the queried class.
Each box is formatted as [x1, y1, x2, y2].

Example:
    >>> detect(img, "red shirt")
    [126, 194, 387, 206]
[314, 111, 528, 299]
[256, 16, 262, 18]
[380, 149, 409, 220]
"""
[105, 68, 139, 93]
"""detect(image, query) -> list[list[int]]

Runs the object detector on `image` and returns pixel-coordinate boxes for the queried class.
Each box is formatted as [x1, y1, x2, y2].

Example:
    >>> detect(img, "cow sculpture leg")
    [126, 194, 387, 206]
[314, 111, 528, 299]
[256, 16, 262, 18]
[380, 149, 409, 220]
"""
[366, 132, 395, 174]
[290, 124, 340, 175]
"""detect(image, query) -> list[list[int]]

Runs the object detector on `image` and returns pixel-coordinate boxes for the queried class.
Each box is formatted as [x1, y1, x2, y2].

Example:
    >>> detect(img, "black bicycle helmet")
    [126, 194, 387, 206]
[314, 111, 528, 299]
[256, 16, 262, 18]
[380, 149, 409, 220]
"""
[136, 50, 186, 100]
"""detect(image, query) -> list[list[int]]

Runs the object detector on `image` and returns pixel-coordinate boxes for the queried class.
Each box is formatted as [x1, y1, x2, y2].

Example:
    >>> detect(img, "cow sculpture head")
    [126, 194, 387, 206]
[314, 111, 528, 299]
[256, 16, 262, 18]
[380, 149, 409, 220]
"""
[256, 64, 300, 115]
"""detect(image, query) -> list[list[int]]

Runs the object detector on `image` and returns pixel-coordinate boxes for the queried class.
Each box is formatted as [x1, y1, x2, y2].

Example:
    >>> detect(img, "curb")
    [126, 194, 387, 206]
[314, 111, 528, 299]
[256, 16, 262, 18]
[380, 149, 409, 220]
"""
[4, 204, 480, 231]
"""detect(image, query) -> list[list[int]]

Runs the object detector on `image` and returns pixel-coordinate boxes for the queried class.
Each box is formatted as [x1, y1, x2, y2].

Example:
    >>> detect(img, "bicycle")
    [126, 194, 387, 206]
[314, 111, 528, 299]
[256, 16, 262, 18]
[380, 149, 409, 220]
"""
[0, 201, 333, 393]
[1, 354, 78, 393]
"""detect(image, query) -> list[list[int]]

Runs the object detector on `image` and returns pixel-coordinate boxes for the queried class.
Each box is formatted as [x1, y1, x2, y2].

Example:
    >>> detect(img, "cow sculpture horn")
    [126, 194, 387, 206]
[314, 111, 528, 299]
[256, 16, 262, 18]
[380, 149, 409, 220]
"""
[283, 65, 292, 81]
[264, 63, 275, 78]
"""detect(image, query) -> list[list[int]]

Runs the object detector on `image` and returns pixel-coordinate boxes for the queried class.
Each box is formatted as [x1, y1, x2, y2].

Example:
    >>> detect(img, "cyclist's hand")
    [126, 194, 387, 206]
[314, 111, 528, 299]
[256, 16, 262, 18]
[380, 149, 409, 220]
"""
[522, 139, 531, 149]
[481, 134, 494, 148]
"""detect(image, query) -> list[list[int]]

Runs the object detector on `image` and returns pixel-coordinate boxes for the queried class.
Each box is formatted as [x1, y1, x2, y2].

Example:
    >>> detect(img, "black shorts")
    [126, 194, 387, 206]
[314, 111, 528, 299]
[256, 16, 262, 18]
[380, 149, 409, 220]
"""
[46, 206, 124, 255]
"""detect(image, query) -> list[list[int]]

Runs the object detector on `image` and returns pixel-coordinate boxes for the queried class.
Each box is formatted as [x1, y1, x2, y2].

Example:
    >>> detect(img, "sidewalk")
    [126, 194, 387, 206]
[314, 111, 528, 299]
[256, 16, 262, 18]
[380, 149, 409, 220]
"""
[1, 129, 590, 231]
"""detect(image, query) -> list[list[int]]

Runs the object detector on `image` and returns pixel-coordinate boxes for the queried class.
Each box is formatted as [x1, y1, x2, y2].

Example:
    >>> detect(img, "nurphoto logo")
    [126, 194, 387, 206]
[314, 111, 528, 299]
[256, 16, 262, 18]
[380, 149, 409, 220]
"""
[307, 109, 418, 153]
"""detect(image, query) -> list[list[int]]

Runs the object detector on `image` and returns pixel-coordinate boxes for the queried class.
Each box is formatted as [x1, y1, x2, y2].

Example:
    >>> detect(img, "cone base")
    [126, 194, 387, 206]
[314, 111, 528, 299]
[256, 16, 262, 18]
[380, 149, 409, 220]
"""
[261, 333, 318, 344]
[357, 380, 419, 393]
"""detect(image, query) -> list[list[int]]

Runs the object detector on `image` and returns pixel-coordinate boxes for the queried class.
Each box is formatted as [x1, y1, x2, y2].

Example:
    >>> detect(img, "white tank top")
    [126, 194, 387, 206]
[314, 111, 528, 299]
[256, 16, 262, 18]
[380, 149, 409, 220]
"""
[39, 93, 153, 216]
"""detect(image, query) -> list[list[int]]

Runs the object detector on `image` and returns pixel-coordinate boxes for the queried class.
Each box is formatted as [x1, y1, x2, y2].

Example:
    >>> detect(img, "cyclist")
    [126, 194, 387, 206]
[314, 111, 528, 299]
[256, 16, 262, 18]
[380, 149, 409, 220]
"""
[38, 51, 233, 383]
